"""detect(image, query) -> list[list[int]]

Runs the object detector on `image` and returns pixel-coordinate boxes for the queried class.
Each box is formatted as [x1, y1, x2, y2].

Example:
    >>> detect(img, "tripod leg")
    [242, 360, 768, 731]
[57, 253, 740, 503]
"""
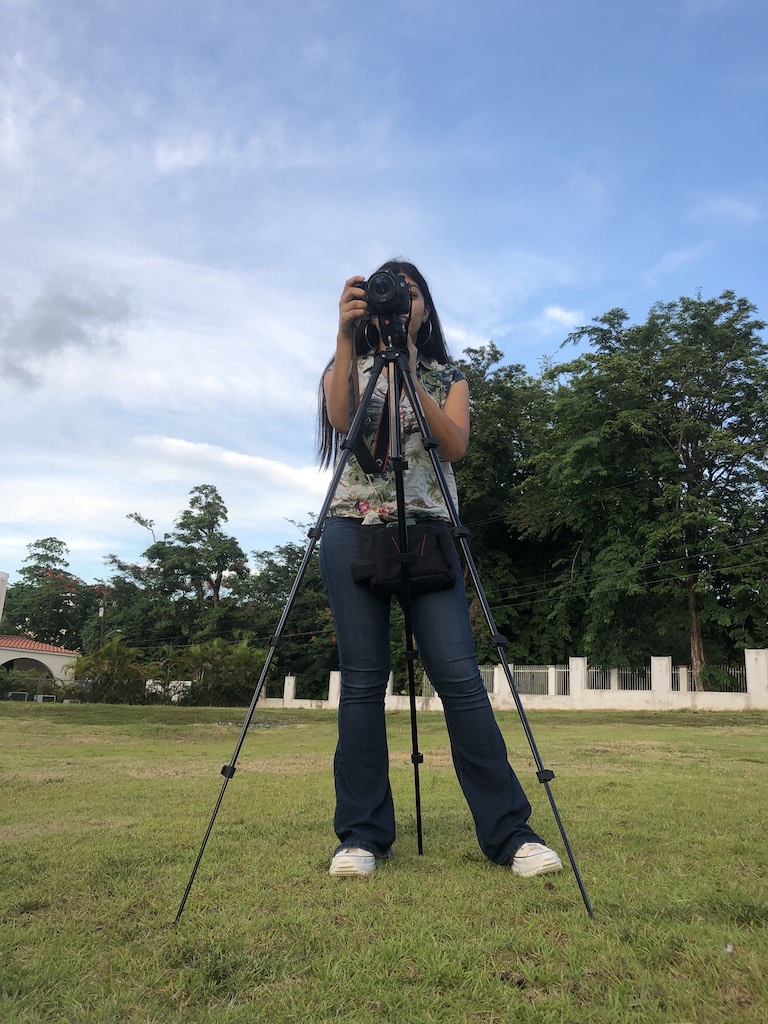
[398, 580, 425, 855]
[385, 352, 426, 855]
[397, 360, 595, 919]
[175, 355, 390, 923]
[175, 550, 315, 925]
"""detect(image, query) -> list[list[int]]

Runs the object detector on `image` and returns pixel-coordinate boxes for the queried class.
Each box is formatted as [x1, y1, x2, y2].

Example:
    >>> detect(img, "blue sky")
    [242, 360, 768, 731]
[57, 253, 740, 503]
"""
[1, 0, 766, 586]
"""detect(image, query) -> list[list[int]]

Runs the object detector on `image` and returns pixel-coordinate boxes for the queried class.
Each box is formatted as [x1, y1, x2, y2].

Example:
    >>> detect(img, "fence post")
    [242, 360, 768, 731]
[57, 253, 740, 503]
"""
[744, 650, 768, 709]
[328, 671, 341, 709]
[568, 657, 587, 708]
[547, 665, 556, 696]
[283, 675, 296, 706]
[491, 663, 516, 709]
[651, 656, 672, 693]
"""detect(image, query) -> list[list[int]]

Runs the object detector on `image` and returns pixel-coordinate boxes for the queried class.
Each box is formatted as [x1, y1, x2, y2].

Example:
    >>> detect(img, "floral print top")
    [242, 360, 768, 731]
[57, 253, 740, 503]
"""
[328, 353, 466, 523]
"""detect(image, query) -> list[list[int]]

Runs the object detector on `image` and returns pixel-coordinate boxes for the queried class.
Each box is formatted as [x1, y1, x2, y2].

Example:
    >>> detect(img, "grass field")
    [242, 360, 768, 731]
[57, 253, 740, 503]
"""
[1, 702, 766, 1024]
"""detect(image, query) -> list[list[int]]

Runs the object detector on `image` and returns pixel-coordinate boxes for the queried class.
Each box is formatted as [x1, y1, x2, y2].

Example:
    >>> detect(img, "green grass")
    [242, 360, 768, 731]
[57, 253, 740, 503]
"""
[1, 703, 766, 1023]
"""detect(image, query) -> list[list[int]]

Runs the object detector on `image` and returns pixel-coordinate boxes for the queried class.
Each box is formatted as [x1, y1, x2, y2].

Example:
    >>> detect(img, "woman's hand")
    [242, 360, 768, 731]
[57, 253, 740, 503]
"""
[338, 276, 367, 342]
[325, 275, 367, 434]
[407, 337, 418, 377]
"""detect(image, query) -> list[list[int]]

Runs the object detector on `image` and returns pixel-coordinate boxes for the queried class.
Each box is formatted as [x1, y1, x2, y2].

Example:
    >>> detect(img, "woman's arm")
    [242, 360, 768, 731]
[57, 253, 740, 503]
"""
[410, 371, 470, 463]
[324, 275, 471, 463]
[407, 340, 469, 462]
[324, 276, 367, 433]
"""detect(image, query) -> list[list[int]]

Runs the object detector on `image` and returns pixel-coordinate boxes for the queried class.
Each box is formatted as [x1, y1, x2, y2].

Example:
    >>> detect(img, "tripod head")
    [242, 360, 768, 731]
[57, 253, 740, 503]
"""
[378, 311, 410, 351]
[358, 270, 412, 352]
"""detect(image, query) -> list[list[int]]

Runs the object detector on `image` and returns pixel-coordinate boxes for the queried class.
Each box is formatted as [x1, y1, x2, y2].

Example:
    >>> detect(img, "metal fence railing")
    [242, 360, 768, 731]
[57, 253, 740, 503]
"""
[555, 664, 570, 695]
[341, 658, 750, 702]
[479, 664, 495, 694]
[512, 665, 549, 695]
[618, 666, 651, 691]
[587, 666, 611, 690]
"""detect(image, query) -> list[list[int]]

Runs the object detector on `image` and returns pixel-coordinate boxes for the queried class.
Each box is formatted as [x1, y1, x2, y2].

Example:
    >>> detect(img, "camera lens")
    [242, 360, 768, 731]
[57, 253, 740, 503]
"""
[367, 271, 397, 304]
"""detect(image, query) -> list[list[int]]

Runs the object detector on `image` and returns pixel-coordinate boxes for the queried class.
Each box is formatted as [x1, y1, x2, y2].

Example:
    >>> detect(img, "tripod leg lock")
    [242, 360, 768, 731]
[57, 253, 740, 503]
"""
[220, 765, 237, 779]
[536, 768, 555, 783]
[411, 752, 424, 765]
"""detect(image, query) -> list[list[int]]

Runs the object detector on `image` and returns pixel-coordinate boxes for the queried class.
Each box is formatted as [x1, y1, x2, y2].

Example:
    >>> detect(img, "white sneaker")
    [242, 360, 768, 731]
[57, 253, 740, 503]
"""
[328, 847, 377, 876]
[511, 842, 563, 877]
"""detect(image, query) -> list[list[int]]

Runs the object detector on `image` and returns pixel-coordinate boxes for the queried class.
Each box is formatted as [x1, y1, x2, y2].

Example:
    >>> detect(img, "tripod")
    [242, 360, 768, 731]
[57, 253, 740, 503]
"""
[175, 327, 594, 923]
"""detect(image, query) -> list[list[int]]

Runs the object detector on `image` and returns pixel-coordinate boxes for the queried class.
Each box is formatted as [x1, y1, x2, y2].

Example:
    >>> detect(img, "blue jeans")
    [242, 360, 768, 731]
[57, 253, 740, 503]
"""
[319, 515, 543, 864]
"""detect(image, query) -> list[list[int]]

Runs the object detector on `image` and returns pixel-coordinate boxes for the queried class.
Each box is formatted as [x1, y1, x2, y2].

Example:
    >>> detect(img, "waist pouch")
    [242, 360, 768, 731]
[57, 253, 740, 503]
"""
[351, 520, 457, 596]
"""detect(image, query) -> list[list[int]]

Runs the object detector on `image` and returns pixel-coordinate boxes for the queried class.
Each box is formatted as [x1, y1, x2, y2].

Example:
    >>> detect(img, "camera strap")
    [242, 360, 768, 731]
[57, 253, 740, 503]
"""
[348, 355, 397, 475]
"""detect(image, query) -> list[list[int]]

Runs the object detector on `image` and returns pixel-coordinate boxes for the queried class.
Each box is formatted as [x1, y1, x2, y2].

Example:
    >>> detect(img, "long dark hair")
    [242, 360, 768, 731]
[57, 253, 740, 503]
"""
[316, 259, 450, 469]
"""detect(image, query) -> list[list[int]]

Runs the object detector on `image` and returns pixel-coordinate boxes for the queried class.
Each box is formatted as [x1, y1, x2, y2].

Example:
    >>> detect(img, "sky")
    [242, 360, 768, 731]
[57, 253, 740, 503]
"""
[1, 0, 766, 586]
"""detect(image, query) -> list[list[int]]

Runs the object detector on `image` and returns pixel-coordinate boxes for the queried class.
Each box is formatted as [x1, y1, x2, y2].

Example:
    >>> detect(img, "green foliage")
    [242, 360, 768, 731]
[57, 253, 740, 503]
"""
[518, 291, 768, 681]
[73, 635, 147, 704]
[0, 666, 56, 699]
[244, 530, 337, 699]
[4, 291, 767, 687]
[697, 665, 742, 692]
[102, 484, 251, 653]
[455, 344, 569, 662]
[0, 537, 98, 649]
[180, 634, 268, 706]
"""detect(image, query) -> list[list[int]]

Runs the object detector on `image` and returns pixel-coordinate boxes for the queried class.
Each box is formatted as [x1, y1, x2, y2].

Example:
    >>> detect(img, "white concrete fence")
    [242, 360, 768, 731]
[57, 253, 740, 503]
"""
[258, 650, 768, 712]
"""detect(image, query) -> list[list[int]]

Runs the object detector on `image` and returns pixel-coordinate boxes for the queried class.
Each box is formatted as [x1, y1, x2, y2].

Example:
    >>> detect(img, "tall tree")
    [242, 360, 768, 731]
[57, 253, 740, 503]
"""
[521, 292, 768, 683]
[243, 531, 336, 698]
[454, 345, 566, 663]
[104, 485, 250, 652]
[0, 538, 96, 648]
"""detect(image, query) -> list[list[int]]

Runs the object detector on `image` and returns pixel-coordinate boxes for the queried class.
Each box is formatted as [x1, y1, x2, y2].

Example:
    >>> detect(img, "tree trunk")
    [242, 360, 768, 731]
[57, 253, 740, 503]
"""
[686, 580, 708, 689]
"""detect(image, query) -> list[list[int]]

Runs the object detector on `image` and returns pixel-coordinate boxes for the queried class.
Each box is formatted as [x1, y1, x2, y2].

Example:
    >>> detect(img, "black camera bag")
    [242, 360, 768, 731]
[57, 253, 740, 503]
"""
[351, 520, 457, 596]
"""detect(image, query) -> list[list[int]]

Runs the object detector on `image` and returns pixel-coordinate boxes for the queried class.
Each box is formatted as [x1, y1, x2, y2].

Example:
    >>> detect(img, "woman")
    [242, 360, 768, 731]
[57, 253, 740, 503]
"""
[317, 259, 562, 879]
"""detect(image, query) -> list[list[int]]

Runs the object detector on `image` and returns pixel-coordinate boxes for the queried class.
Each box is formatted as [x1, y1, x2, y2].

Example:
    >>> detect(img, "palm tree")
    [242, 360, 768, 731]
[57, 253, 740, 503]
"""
[74, 635, 146, 703]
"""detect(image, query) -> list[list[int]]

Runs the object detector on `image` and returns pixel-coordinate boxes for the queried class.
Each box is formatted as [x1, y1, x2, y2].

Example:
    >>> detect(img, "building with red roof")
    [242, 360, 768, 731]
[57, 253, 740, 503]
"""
[0, 634, 79, 684]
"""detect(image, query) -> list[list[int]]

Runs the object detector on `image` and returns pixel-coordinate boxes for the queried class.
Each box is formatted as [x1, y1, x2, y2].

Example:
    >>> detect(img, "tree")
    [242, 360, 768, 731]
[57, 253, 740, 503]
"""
[244, 529, 337, 698]
[73, 635, 147, 703]
[454, 345, 568, 663]
[144, 643, 186, 703]
[0, 538, 96, 648]
[521, 291, 768, 683]
[178, 635, 267, 705]
[160, 484, 249, 609]
[104, 485, 251, 652]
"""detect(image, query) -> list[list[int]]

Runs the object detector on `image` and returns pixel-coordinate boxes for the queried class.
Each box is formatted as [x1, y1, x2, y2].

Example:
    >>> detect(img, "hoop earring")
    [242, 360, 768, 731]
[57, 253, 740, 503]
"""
[364, 320, 378, 350]
[417, 319, 433, 348]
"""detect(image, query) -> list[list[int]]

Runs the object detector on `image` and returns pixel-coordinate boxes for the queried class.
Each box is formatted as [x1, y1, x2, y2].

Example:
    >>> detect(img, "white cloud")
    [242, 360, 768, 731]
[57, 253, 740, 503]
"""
[153, 132, 218, 174]
[539, 306, 584, 331]
[1, 435, 331, 582]
[642, 244, 710, 287]
[689, 194, 763, 225]
[1, 0, 766, 589]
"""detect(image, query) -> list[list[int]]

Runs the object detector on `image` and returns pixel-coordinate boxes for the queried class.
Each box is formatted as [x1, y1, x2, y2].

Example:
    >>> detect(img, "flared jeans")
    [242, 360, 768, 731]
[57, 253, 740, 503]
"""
[319, 515, 543, 864]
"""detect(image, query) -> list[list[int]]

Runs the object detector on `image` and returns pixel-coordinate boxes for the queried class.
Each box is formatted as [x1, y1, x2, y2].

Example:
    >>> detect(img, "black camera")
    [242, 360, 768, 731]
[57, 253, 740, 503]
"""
[363, 270, 411, 318]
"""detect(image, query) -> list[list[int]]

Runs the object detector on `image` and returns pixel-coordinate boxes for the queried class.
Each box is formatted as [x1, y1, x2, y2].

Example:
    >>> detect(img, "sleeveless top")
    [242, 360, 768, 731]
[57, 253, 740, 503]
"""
[328, 352, 466, 522]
